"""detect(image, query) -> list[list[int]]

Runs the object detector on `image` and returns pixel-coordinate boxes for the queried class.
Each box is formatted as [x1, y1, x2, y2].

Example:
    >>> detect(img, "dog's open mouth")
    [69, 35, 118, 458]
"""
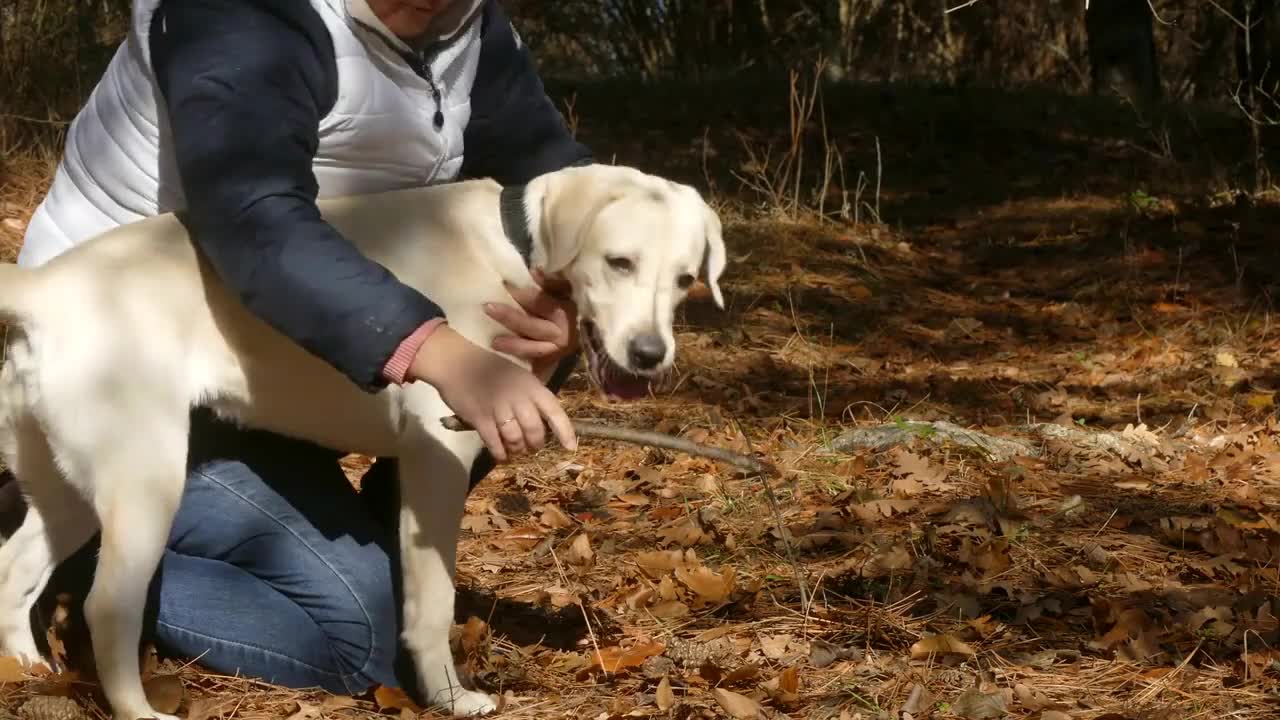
[580, 320, 660, 401]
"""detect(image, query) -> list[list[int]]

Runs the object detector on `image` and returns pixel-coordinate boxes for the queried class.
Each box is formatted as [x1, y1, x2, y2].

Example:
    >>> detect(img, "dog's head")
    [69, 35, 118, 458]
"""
[524, 164, 726, 400]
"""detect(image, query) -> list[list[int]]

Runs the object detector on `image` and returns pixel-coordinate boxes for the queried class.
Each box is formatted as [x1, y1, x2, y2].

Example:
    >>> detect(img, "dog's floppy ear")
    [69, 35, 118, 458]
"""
[700, 203, 726, 309]
[531, 168, 626, 273]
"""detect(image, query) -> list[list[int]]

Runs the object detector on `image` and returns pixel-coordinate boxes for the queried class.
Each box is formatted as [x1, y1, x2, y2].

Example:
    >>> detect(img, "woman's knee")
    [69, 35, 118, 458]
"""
[151, 549, 401, 694]
[161, 452, 402, 691]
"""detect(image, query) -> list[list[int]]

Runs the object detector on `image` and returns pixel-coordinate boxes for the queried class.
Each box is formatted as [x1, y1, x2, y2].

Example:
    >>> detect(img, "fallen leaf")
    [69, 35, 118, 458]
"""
[649, 600, 690, 618]
[143, 674, 185, 714]
[698, 659, 724, 686]
[565, 532, 594, 566]
[657, 518, 712, 547]
[901, 683, 936, 714]
[590, 640, 666, 673]
[1040, 712, 1073, 720]
[184, 698, 221, 720]
[960, 537, 1011, 577]
[374, 685, 422, 712]
[891, 474, 925, 497]
[655, 675, 676, 711]
[967, 615, 1001, 639]
[460, 513, 492, 533]
[1216, 351, 1240, 368]
[951, 687, 1008, 719]
[724, 664, 761, 685]
[762, 665, 800, 704]
[675, 564, 736, 603]
[891, 449, 950, 493]
[538, 503, 574, 529]
[459, 616, 489, 656]
[850, 498, 917, 523]
[494, 526, 545, 550]
[713, 688, 762, 719]
[1013, 682, 1049, 710]
[321, 696, 359, 711]
[864, 544, 914, 574]
[284, 702, 321, 720]
[809, 638, 862, 667]
[635, 549, 693, 574]
[615, 492, 651, 507]
[760, 634, 792, 659]
[1247, 391, 1276, 409]
[909, 634, 975, 659]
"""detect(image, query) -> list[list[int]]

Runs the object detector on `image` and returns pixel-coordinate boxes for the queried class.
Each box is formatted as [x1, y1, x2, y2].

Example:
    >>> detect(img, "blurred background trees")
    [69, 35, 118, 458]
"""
[501, 0, 1251, 99]
[2, 1, 1276, 192]
[0, 1, 1266, 113]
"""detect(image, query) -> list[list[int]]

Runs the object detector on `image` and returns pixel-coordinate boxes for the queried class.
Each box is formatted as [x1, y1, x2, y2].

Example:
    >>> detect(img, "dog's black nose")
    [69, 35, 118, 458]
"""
[627, 333, 667, 371]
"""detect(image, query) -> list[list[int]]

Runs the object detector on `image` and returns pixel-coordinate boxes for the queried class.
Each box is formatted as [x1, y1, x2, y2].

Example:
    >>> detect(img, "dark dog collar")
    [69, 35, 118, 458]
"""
[499, 184, 534, 266]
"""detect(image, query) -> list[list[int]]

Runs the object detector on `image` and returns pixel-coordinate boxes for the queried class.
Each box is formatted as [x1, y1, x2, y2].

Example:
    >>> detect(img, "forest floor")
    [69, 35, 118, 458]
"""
[3, 77, 1280, 720]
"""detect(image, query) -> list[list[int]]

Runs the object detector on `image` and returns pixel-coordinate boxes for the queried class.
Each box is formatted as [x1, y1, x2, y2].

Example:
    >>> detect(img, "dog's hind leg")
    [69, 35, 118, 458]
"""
[0, 417, 98, 667]
[78, 414, 189, 720]
[395, 398, 496, 717]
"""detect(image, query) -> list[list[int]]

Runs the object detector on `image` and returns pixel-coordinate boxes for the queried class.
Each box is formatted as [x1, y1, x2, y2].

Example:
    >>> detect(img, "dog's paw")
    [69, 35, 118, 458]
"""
[442, 689, 497, 717]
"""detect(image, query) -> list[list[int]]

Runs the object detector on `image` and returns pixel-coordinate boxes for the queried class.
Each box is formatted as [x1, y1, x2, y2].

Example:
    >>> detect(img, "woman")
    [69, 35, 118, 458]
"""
[8, 0, 591, 699]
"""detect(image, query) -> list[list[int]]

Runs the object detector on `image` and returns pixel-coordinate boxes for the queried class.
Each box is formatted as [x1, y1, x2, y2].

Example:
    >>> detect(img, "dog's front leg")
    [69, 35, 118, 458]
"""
[395, 420, 495, 717]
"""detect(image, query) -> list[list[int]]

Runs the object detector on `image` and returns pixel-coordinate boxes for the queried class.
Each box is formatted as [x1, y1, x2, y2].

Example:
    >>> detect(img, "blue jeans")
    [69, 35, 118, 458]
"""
[48, 356, 577, 696]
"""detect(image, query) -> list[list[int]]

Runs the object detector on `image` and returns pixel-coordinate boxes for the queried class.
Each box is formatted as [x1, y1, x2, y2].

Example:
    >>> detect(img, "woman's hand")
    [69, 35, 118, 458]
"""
[484, 270, 578, 378]
[408, 325, 577, 463]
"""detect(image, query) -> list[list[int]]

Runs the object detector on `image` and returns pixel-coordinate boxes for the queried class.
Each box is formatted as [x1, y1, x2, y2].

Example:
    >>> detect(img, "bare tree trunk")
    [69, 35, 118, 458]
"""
[822, 0, 858, 80]
[1084, 0, 1162, 113]
[1233, 0, 1276, 192]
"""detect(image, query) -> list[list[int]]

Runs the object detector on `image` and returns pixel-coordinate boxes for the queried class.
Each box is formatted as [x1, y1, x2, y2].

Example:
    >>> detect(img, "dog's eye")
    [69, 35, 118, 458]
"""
[606, 256, 634, 273]
[677, 273, 696, 289]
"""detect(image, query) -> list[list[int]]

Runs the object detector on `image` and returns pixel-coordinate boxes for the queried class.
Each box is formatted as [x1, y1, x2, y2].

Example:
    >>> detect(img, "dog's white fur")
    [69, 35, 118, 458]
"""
[0, 164, 726, 720]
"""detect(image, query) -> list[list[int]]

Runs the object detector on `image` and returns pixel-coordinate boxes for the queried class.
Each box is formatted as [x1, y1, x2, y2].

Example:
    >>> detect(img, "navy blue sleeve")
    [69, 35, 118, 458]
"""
[150, 0, 445, 392]
[461, 0, 593, 184]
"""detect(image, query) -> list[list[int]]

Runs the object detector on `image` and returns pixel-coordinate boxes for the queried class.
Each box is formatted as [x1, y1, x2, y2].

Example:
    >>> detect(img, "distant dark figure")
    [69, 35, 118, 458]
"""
[1234, 0, 1280, 108]
[1084, 0, 1162, 112]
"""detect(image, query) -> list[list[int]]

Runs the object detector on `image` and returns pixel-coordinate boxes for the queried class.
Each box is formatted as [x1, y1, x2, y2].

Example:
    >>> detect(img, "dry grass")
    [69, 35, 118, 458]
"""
[4, 75, 1280, 720]
[0, 148, 54, 262]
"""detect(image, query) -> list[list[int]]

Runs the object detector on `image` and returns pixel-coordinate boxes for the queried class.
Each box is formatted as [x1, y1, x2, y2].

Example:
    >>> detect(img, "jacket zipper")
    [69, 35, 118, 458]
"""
[406, 50, 445, 130]
[353, 10, 483, 133]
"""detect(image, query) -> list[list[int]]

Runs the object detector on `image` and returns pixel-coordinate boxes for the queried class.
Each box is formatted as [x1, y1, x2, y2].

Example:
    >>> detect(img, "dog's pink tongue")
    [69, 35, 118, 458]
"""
[604, 372, 651, 400]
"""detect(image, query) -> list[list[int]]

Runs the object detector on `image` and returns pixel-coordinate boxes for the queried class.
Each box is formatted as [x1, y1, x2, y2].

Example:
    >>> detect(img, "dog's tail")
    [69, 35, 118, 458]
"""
[0, 263, 33, 324]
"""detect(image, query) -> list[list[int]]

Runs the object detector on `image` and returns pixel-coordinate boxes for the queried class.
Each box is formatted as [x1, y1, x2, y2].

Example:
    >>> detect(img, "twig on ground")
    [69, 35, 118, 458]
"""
[439, 415, 778, 477]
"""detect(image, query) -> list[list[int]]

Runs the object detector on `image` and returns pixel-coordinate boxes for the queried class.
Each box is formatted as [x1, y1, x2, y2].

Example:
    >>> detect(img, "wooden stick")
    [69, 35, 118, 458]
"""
[439, 415, 778, 477]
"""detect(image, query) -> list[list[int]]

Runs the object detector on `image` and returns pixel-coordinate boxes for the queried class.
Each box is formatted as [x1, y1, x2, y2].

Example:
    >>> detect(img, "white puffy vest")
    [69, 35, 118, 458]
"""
[18, 0, 483, 268]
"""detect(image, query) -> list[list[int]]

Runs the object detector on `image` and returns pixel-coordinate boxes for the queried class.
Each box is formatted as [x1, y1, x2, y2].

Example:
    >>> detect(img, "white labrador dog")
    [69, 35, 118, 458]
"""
[0, 163, 726, 720]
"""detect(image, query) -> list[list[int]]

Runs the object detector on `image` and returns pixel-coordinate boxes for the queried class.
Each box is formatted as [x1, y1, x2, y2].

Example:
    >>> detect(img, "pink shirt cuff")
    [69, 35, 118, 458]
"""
[381, 318, 447, 385]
